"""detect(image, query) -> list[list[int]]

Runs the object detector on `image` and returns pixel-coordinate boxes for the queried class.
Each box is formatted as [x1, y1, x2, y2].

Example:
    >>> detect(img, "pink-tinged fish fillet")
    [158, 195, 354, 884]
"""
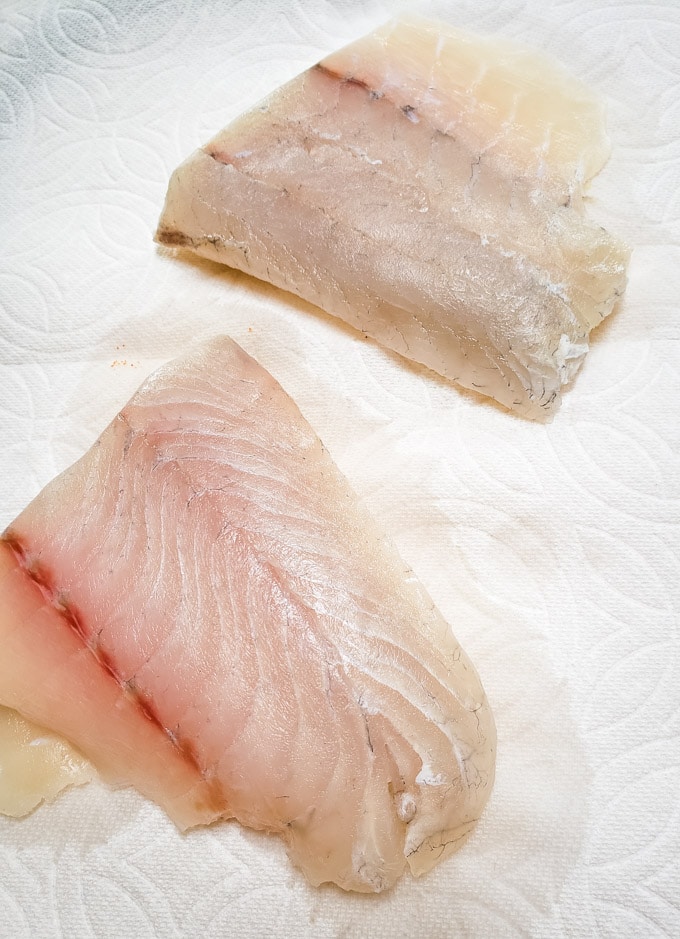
[156, 17, 629, 421]
[0, 337, 495, 893]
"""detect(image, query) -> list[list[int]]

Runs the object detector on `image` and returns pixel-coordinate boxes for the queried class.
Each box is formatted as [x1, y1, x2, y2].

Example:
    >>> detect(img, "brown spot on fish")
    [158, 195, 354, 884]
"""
[401, 104, 419, 122]
[155, 227, 194, 247]
[194, 775, 228, 817]
[1, 529, 25, 555]
[203, 146, 233, 165]
[177, 736, 202, 770]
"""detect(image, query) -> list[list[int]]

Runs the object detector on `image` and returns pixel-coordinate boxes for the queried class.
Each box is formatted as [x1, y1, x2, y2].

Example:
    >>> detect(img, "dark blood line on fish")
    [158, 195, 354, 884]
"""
[315, 63, 414, 117]
[313, 62, 372, 93]
[2, 530, 72, 615]
[56, 602, 89, 644]
[0, 529, 206, 776]
[156, 17, 629, 423]
[93, 647, 120, 683]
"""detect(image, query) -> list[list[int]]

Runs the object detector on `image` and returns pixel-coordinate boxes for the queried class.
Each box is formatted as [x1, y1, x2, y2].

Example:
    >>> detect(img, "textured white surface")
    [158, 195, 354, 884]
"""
[0, 1, 678, 936]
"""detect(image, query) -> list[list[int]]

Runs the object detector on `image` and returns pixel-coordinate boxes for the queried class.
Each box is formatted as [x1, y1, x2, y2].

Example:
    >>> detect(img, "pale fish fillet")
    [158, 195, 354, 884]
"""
[0, 706, 94, 818]
[0, 336, 495, 893]
[156, 17, 629, 421]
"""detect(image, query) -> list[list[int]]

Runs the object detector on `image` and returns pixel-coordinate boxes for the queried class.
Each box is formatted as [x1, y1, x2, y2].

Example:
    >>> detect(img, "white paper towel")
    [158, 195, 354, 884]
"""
[0, 0, 678, 936]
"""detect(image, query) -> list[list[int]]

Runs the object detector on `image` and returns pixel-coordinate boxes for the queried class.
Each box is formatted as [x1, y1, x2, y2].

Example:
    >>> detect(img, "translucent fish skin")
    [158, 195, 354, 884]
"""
[0, 337, 495, 893]
[156, 17, 629, 421]
[0, 707, 94, 818]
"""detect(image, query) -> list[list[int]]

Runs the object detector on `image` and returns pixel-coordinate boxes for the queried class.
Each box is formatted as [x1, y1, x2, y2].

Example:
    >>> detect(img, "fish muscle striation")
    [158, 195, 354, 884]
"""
[156, 17, 629, 420]
[0, 337, 495, 892]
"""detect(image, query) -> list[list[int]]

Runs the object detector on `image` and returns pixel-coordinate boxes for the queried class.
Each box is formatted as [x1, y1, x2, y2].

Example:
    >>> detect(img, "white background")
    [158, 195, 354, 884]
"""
[0, 1, 678, 936]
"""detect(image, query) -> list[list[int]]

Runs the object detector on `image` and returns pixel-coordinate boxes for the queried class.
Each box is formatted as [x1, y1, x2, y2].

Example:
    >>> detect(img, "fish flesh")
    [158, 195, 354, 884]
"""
[0, 339, 494, 890]
[0, 706, 93, 818]
[0, 336, 495, 893]
[156, 17, 629, 421]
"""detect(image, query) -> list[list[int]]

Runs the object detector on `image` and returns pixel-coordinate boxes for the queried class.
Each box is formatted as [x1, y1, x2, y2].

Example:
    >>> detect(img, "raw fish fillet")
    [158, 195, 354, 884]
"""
[0, 337, 495, 893]
[156, 17, 629, 421]
[0, 707, 93, 818]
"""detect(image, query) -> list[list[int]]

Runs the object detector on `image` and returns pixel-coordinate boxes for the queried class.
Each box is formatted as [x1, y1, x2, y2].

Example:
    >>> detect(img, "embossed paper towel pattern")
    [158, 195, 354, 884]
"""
[0, 1, 678, 936]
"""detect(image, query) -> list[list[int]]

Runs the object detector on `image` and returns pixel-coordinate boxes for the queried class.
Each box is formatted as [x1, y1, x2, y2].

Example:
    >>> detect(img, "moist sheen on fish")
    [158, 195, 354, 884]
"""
[0, 706, 93, 818]
[156, 17, 629, 420]
[0, 336, 495, 893]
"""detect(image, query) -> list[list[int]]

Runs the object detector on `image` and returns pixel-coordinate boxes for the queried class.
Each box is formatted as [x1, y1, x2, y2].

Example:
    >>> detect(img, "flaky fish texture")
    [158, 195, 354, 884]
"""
[0, 337, 495, 893]
[156, 17, 629, 421]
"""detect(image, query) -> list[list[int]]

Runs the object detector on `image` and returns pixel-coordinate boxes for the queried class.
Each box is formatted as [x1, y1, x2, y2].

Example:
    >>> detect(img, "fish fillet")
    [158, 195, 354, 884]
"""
[0, 707, 93, 818]
[0, 336, 495, 893]
[156, 17, 629, 421]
